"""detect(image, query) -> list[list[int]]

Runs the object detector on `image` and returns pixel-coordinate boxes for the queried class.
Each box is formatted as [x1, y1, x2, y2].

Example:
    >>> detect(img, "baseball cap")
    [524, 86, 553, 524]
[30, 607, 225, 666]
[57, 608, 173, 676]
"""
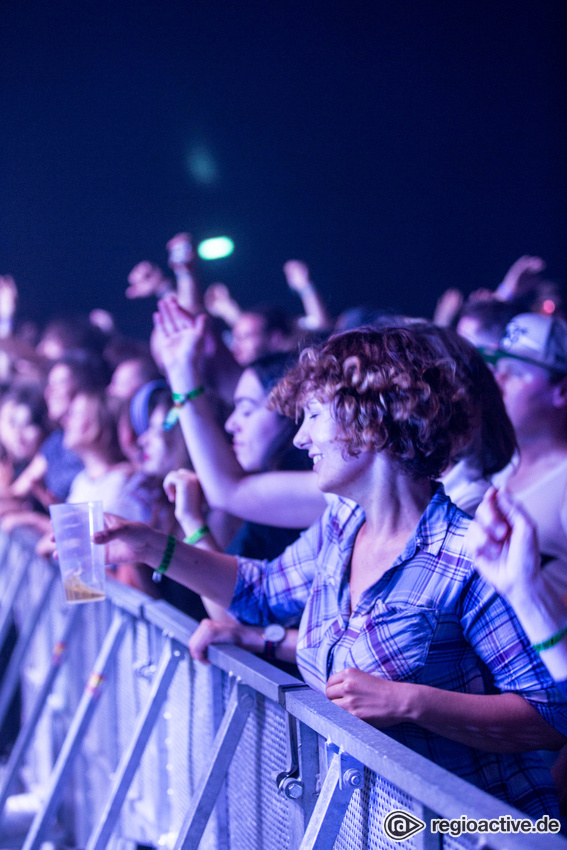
[479, 313, 567, 374]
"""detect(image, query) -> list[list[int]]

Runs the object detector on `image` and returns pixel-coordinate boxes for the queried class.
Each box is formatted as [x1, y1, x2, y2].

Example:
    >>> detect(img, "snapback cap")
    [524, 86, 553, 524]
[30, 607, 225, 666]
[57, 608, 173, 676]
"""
[479, 313, 567, 374]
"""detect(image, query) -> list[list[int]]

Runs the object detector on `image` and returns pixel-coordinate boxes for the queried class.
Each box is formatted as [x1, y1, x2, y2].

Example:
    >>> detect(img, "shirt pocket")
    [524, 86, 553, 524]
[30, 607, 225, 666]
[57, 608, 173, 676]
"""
[348, 601, 440, 681]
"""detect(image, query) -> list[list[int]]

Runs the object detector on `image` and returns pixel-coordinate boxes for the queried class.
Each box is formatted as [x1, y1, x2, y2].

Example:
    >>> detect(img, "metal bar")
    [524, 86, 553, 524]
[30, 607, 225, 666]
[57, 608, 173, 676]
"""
[209, 664, 229, 850]
[173, 680, 256, 850]
[21, 609, 130, 850]
[0, 605, 82, 815]
[0, 543, 36, 648]
[285, 721, 320, 850]
[298, 749, 364, 850]
[0, 571, 57, 729]
[86, 637, 184, 850]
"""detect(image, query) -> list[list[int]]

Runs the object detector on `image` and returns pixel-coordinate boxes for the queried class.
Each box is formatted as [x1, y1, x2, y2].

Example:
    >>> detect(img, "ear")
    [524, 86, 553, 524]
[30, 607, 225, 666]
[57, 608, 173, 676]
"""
[551, 376, 567, 409]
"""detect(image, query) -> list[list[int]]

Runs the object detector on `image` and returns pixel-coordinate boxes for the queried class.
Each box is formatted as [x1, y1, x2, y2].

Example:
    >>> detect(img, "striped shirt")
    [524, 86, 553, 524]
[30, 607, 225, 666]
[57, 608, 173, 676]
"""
[231, 486, 567, 817]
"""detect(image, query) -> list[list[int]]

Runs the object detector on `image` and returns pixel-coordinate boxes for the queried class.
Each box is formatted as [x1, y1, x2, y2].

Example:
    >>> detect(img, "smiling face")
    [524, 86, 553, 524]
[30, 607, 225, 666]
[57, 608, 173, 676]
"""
[293, 397, 374, 498]
[224, 369, 286, 471]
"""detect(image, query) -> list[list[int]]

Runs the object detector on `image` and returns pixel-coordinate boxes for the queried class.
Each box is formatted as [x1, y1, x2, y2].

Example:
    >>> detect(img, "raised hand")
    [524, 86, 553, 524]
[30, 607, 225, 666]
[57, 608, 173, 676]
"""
[432, 287, 464, 327]
[166, 232, 195, 272]
[497, 255, 546, 300]
[152, 294, 208, 390]
[466, 487, 541, 599]
[283, 260, 312, 293]
[126, 261, 171, 300]
[0, 274, 18, 321]
[204, 282, 242, 327]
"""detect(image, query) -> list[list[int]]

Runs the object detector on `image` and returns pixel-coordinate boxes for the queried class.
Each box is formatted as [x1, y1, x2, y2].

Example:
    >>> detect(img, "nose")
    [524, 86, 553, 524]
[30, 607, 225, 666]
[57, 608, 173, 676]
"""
[225, 411, 238, 434]
[293, 418, 310, 450]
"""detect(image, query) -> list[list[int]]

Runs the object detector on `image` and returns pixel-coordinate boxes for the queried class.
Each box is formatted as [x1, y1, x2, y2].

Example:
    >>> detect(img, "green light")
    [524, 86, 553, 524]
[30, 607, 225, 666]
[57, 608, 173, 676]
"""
[197, 237, 234, 260]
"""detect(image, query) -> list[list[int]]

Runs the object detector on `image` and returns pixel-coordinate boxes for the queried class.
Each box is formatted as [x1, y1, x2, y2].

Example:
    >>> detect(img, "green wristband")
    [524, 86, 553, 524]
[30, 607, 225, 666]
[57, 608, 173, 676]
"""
[532, 624, 567, 653]
[184, 525, 210, 546]
[152, 534, 177, 583]
[163, 387, 205, 431]
[172, 387, 205, 404]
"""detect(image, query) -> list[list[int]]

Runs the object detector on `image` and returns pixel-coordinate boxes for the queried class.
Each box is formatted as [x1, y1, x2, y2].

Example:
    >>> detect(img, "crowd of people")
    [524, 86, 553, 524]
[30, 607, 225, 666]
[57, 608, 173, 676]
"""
[2, 237, 567, 822]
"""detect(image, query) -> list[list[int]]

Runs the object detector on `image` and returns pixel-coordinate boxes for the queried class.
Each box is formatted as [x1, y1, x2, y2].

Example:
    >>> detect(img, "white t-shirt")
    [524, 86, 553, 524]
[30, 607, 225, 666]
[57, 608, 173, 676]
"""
[492, 457, 567, 595]
[66, 464, 133, 515]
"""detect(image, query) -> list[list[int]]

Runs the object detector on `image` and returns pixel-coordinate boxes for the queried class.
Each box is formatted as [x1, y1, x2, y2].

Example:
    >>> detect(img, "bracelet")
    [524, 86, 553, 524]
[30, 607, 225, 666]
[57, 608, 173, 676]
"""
[532, 624, 567, 653]
[152, 534, 177, 583]
[183, 525, 210, 546]
[163, 386, 205, 431]
[172, 387, 205, 404]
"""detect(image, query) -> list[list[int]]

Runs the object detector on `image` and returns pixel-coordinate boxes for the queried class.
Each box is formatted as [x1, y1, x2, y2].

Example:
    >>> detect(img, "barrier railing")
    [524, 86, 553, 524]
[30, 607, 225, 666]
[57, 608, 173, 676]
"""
[0, 527, 566, 850]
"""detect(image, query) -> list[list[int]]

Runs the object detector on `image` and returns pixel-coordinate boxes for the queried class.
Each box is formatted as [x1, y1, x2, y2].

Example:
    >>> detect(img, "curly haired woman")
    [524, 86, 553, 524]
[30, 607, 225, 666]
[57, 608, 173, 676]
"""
[95, 324, 567, 818]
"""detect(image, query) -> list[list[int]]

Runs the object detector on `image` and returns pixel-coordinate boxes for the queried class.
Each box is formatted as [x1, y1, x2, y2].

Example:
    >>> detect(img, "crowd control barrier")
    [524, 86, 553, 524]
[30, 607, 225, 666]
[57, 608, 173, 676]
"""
[1, 526, 566, 850]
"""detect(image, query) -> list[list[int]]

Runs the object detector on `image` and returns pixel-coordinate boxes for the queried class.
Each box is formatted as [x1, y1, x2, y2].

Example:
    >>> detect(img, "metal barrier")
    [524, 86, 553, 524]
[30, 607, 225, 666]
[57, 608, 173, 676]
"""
[1, 527, 566, 850]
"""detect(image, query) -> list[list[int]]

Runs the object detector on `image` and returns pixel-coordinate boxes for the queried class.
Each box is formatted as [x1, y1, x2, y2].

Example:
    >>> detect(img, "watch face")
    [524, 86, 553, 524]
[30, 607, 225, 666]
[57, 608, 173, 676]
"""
[263, 623, 286, 643]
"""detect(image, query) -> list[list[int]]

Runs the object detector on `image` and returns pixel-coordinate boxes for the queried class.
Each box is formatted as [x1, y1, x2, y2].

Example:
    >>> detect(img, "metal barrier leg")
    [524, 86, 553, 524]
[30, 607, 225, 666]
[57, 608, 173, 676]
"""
[173, 679, 256, 850]
[298, 747, 364, 850]
[0, 545, 36, 650]
[0, 572, 58, 730]
[0, 605, 82, 816]
[86, 637, 184, 850]
[20, 609, 130, 850]
[285, 721, 320, 850]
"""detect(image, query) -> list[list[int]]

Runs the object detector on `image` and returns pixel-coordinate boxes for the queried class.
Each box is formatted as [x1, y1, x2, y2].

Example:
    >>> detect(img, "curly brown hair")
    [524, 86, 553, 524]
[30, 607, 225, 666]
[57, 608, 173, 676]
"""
[270, 326, 476, 480]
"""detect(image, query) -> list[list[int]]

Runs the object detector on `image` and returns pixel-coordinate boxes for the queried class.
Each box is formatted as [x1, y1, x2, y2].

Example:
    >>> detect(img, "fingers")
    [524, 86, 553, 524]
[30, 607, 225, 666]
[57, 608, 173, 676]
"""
[188, 619, 241, 664]
[163, 473, 177, 503]
[188, 620, 213, 664]
[157, 295, 184, 336]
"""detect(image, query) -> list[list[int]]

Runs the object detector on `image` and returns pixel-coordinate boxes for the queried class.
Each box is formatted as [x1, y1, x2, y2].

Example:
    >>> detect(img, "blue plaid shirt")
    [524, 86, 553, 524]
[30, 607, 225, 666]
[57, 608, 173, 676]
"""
[230, 487, 567, 817]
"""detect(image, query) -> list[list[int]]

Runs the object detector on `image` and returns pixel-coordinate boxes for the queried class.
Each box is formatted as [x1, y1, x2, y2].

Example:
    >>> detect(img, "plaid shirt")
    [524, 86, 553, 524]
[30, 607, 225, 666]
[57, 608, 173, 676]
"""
[231, 487, 567, 817]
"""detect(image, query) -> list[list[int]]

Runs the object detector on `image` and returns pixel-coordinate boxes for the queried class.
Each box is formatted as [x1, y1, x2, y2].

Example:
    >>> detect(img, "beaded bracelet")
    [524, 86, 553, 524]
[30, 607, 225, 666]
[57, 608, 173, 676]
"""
[184, 525, 211, 546]
[163, 386, 205, 431]
[152, 534, 177, 583]
[532, 624, 567, 653]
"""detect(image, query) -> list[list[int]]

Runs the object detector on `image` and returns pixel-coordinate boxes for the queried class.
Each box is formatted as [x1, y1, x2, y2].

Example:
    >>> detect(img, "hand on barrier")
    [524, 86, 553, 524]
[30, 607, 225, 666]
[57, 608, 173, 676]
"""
[188, 617, 261, 664]
[326, 667, 412, 726]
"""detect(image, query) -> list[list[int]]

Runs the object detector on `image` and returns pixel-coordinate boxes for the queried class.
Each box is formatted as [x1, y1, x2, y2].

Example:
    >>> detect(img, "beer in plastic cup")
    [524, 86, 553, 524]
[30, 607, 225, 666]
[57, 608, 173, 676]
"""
[49, 501, 106, 603]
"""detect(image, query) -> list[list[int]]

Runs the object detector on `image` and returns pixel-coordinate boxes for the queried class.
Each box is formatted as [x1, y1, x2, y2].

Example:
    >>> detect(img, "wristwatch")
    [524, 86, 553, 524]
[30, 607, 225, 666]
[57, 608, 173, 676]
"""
[262, 623, 286, 662]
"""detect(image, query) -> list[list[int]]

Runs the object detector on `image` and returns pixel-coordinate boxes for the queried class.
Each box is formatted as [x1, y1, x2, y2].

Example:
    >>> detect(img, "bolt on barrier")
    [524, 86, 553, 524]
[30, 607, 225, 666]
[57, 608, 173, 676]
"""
[1, 527, 566, 850]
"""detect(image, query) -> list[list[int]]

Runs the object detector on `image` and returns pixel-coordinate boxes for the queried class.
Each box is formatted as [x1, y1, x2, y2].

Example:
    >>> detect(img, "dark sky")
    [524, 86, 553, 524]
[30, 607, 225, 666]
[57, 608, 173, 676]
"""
[1, 0, 565, 340]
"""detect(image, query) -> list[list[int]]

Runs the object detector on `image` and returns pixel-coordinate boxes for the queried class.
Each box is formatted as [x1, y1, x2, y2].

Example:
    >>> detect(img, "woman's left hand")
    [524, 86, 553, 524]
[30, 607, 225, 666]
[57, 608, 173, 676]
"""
[326, 668, 412, 726]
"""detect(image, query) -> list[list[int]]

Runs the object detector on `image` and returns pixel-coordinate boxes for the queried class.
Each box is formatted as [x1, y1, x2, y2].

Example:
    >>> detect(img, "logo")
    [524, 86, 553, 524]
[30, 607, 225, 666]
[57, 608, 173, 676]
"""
[383, 810, 426, 842]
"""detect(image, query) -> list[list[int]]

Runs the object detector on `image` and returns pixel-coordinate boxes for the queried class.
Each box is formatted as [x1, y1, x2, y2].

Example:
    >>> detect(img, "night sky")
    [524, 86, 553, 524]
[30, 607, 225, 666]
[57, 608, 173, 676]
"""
[1, 1, 565, 341]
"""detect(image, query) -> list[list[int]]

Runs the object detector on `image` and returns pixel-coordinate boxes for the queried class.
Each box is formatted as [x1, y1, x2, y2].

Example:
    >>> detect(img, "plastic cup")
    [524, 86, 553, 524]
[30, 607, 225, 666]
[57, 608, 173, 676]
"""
[49, 501, 106, 603]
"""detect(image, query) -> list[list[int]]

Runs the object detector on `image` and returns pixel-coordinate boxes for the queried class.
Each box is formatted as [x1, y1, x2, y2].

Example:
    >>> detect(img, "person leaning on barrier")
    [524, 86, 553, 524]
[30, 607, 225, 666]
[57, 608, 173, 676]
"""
[94, 325, 567, 819]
